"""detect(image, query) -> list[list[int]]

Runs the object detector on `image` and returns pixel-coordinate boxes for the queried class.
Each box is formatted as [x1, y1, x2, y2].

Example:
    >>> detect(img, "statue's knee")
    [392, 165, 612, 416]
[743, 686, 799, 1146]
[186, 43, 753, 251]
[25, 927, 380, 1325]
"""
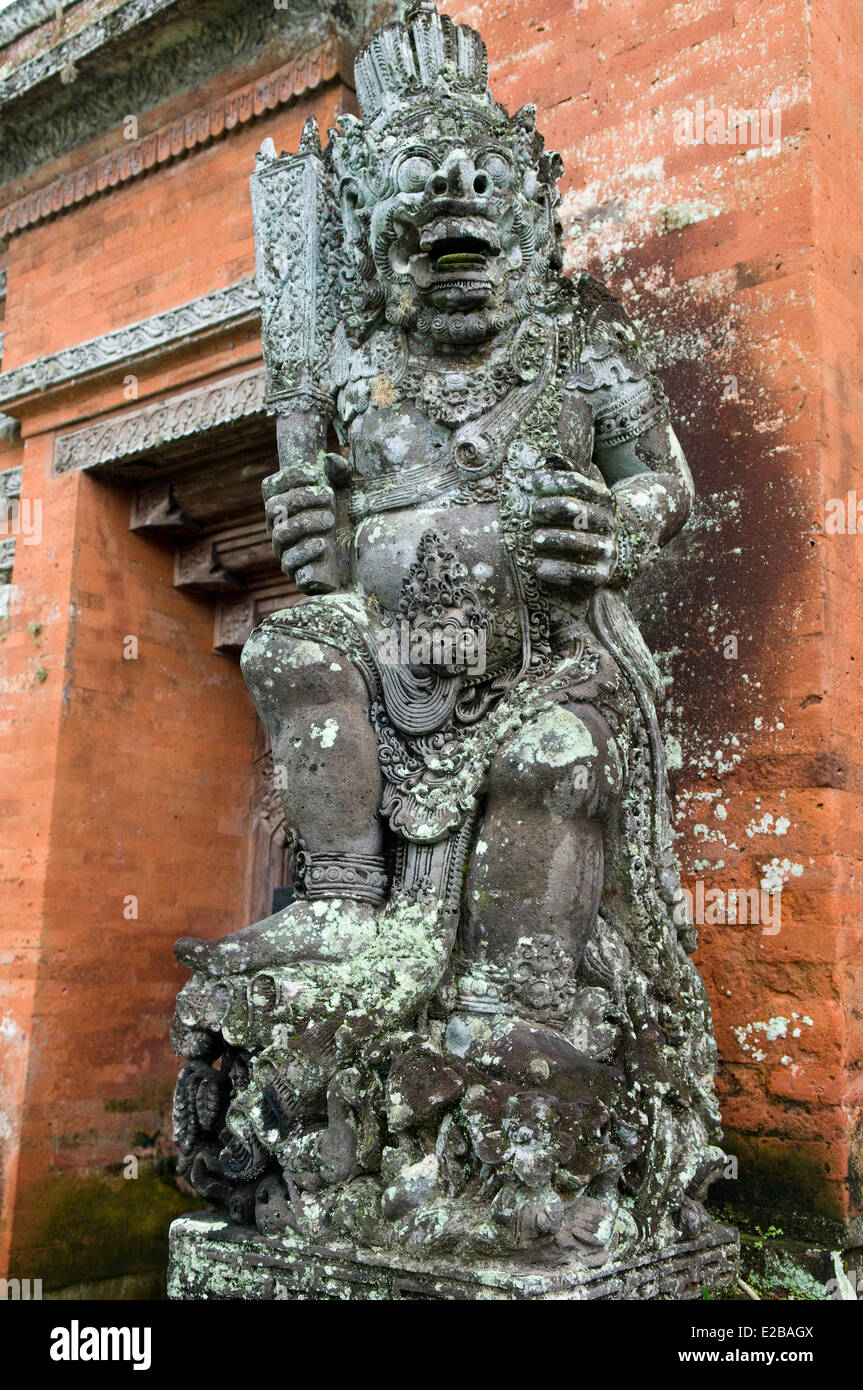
[241, 627, 362, 714]
[491, 704, 621, 819]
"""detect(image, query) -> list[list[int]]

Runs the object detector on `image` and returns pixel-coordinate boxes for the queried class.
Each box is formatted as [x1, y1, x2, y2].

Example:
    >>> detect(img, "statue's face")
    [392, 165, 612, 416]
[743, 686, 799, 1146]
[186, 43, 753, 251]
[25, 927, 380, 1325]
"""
[382, 136, 515, 314]
[338, 106, 557, 345]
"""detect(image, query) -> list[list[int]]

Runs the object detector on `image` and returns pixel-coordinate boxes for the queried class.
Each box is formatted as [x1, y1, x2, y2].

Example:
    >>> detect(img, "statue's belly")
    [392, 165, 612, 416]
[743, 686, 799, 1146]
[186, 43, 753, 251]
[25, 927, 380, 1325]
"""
[352, 501, 522, 666]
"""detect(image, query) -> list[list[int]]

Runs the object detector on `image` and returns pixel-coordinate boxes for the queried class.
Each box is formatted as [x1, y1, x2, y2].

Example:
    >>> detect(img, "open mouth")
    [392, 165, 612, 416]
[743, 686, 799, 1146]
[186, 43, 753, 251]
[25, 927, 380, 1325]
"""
[429, 236, 491, 271]
[419, 216, 500, 275]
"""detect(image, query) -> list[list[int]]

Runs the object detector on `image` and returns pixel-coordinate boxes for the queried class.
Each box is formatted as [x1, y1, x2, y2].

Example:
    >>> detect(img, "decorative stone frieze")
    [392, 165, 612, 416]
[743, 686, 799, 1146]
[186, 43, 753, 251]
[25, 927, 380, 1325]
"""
[0, 281, 259, 412]
[0, 40, 339, 241]
[53, 367, 266, 474]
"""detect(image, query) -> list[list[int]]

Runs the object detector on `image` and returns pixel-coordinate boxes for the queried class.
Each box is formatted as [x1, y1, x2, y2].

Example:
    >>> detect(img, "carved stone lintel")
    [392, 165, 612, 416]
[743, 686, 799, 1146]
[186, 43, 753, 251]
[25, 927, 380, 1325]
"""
[53, 368, 266, 476]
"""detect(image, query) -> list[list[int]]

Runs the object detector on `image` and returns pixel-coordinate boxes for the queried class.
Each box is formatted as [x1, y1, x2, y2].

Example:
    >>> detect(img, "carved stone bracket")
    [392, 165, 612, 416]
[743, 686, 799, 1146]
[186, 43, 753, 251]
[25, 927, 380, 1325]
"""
[0, 466, 22, 500]
[0, 536, 15, 586]
[214, 597, 258, 654]
[214, 582, 298, 655]
[173, 538, 243, 596]
[0, 465, 22, 620]
[125, 462, 296, 650]
[129, 481, 201, 540]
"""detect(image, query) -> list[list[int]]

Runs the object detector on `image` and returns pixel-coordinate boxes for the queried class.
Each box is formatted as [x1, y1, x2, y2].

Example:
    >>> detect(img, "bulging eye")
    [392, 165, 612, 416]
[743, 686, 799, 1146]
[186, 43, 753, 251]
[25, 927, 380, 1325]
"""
[396, 155, 434, 192]
[477, 152, 513, 188]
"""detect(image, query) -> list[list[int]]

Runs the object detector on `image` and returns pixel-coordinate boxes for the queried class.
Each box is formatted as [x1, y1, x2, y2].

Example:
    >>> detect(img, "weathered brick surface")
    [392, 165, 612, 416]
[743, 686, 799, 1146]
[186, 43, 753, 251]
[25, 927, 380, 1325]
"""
[1, 0, 861, 1288]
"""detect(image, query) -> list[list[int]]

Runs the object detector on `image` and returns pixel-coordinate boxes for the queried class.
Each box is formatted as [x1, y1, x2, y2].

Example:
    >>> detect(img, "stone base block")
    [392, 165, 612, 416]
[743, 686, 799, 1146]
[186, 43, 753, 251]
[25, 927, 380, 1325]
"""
[168, 1211, 740, 1301]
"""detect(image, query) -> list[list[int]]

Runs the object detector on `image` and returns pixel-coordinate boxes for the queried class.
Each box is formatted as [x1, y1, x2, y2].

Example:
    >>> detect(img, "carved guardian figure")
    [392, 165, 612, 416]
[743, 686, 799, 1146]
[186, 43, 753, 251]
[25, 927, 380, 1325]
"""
[169, 3, 737, 1296]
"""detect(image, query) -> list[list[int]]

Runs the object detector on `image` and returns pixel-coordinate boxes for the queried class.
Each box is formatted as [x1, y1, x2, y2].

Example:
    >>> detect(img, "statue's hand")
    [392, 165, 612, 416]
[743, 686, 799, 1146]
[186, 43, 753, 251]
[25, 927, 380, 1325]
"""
[531, 461, 618, 590]
[262, 459, 338, 581]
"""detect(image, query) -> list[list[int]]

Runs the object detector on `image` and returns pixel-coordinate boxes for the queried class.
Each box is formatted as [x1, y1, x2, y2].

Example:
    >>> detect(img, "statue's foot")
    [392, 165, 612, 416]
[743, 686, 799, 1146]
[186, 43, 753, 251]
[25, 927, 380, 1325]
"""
[557, 1192, 638, 1265]
[174, 897, 380, 978]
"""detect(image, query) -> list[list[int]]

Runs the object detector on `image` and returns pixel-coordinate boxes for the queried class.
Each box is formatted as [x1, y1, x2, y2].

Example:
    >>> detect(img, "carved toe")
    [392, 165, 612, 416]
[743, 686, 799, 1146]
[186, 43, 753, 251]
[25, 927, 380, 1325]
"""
[174, 935, 209, 968]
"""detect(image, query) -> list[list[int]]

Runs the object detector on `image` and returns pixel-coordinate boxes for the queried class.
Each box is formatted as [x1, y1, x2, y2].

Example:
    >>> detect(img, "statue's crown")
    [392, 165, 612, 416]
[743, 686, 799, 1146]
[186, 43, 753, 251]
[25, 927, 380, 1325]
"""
[354, 2, 490, 124]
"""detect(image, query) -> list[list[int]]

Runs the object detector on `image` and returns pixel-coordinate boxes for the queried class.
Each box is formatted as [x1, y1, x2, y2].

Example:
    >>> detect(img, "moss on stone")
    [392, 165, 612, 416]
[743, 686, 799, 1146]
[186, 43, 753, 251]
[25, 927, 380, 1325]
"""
[10, 1162, 205, 1293]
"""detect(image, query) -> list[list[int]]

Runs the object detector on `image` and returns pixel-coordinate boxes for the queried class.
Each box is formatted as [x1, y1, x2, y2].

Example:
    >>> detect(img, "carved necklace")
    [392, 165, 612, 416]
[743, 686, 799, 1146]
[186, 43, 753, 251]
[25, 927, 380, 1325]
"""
[399, 355, 519, 428]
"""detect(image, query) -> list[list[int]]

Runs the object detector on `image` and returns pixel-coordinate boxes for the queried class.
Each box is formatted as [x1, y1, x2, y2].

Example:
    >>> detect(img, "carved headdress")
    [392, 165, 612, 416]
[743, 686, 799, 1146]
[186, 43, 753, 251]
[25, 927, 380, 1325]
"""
[337, 1, 560, 176]
[353, 1, 496, 128]
[329, 2, 566, 343]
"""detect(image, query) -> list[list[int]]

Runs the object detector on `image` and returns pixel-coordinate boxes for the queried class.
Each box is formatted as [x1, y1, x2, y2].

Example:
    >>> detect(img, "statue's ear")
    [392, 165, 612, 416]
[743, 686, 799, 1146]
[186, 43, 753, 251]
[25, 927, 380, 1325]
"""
[512, 103, 537, 130]
[539, 150, 564, 186]
[340, 179, 363, 243]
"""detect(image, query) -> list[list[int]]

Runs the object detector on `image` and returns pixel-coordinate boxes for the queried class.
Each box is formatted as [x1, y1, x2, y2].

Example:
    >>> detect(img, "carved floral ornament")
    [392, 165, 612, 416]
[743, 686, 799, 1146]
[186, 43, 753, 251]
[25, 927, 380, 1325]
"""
[0, 279, 260, 415]
[52, 367, 266, 475]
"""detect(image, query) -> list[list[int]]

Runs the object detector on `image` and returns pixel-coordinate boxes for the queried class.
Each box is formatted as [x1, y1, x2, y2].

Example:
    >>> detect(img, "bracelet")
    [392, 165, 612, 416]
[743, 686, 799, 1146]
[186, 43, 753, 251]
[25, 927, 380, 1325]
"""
[609, 493, 660, 587]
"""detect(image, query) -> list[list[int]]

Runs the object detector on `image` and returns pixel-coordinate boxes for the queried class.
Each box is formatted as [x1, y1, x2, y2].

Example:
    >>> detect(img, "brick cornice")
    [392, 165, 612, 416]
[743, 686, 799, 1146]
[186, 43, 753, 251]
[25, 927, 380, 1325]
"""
[0, 36, 339, 241]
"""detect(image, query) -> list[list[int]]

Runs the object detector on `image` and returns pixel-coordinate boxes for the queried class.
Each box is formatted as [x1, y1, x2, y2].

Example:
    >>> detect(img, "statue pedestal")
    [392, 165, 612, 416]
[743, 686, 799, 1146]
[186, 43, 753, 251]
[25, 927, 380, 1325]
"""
[168, 1211, 739, 1302]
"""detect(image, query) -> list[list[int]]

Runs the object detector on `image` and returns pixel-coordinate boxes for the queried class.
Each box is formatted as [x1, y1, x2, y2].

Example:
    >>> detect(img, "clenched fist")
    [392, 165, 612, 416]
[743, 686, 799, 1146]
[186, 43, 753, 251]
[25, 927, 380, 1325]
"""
[531, 460, 618, 591]
[262, 457, 342, 583]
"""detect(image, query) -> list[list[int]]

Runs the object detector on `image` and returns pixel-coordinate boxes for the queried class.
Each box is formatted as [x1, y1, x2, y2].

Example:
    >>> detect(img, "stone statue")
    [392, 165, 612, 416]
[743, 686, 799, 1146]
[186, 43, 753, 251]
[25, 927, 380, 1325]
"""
[169, 2, 737, 1297]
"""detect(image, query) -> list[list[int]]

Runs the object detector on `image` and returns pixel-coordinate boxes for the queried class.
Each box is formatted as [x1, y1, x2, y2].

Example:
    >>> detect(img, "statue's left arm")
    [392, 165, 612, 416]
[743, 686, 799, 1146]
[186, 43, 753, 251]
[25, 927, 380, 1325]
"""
[591, 300, 694, 576]
[531, 286, 694, 591]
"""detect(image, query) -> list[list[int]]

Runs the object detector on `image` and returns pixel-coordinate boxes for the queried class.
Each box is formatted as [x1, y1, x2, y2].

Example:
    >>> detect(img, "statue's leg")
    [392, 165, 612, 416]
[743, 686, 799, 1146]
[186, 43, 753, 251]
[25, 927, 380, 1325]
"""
[242, 627, 383, 862]
[462, 702, 622, 971]
[175, 625, 385, 976]
[457, 701, 631, 1252]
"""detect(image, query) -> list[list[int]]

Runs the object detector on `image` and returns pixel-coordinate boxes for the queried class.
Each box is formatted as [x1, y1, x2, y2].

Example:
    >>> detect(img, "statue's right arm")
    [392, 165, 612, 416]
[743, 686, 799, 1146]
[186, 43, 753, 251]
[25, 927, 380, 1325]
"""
[262, 414, 352, 589]
[263, 458, 339, 580]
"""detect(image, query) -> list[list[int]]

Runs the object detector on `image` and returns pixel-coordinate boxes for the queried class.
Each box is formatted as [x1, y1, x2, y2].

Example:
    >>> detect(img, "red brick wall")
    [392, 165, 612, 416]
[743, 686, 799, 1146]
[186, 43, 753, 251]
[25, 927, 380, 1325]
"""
[0, 68, 349, 1293]
[2, 460, 256, 1292]
[810, 0, 863, 1233]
